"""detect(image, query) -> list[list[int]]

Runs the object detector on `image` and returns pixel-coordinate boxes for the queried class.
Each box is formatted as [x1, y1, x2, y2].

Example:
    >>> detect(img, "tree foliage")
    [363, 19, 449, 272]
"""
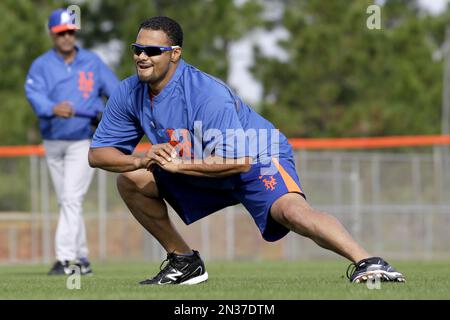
[251, 0, 449, 137]
[77, 0, 263, 80]
[0, 0, 262, 145]
[0, 0, 59, 144]
[0, 0, 448, 146]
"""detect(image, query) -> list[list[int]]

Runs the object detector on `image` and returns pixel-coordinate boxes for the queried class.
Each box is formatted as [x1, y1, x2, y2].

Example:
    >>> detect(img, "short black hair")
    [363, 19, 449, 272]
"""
[139, 16, 183, 47]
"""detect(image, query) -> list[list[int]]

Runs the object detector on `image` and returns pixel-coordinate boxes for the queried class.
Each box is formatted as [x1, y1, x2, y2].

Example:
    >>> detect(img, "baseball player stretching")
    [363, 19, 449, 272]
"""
[88, 16, 405, 285]
[25, 8, 120, 275]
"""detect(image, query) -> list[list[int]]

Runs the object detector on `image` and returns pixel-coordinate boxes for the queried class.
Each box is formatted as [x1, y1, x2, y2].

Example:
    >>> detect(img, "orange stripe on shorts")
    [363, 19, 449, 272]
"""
[272, 158, 302, 193]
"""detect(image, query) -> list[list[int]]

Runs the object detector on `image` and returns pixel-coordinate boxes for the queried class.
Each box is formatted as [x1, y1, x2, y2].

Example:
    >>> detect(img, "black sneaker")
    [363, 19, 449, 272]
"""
[75, 259, 93, 276]
[346, 256, 406, 283]
[140, 250, 208, 285]
[48, 260, 70, 275]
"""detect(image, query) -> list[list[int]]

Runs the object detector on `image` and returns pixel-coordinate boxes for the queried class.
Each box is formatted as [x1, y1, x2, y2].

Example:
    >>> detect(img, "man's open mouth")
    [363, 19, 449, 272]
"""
[138, 63, 153, 70]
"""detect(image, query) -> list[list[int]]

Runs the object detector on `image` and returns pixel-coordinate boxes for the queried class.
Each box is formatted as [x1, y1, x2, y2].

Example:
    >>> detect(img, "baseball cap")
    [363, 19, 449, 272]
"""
[48, 8, 79, 33]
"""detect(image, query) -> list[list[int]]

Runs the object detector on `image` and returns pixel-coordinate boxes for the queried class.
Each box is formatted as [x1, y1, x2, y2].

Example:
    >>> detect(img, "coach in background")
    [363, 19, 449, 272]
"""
[25, 8, 120, 275]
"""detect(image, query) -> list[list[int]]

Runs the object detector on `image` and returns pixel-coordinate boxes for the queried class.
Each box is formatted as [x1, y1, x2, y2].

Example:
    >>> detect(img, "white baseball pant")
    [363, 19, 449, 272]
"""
[43, 139, 95, 262]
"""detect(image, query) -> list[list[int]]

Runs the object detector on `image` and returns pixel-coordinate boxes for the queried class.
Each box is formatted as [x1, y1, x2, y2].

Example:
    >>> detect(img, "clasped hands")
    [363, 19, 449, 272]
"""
[138, 143, 181, 173]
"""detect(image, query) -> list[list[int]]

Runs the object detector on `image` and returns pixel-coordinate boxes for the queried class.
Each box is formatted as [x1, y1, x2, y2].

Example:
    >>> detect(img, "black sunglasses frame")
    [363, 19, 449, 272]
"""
[131, 43, 180, 57]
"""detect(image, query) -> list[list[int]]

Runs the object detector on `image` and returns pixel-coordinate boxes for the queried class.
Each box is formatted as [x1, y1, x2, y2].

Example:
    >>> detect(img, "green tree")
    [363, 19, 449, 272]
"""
[251, 0, 447, 137]
[77, 0, 263, 81]
[0, 0, 59, 145]
[0, 0, 262, 146]
[0, 0, 62, 211]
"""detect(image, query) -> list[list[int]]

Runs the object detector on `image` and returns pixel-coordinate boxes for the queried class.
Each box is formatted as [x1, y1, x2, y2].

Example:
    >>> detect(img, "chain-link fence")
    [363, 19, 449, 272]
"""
[1, 147, 449, 264]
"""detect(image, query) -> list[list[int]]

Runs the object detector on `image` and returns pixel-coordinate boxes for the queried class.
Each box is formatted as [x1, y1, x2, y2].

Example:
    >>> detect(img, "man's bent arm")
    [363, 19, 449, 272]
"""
[165, 156, 252, 178]
[89, 147, 147, 173]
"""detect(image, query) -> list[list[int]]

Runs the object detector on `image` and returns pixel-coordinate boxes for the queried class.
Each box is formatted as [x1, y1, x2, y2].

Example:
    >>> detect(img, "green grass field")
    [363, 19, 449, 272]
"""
[0, 260, 449, 299]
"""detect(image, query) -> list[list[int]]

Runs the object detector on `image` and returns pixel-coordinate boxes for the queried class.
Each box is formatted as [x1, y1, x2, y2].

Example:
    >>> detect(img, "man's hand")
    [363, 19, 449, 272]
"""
[158, 157, 182, 173]
[144, 143, 178, 169]
[53, 101, 74, 118]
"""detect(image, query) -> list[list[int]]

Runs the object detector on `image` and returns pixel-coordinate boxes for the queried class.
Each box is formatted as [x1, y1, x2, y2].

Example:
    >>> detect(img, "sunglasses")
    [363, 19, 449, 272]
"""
[131, 43, 180, 57]
[56, 30, 76, 37]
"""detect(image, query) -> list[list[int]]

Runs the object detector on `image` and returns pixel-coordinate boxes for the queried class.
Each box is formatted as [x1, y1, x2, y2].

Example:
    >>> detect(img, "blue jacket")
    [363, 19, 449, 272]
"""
[25, 47, 120, 140]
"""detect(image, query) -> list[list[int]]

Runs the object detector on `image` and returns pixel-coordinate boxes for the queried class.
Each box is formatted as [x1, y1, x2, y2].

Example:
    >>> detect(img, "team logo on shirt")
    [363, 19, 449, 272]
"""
[166, 128, 192, 159]
[259, 175, 277, 191]
[78, 71, 94, 99]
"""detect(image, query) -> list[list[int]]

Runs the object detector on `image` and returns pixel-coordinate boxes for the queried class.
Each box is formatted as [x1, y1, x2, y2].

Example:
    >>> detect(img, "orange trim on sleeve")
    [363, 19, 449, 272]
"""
[272, 158, 302, 193]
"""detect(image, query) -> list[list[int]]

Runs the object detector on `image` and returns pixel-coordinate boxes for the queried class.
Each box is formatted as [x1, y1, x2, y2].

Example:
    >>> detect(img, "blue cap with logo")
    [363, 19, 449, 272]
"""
[48, 8, 79, 33]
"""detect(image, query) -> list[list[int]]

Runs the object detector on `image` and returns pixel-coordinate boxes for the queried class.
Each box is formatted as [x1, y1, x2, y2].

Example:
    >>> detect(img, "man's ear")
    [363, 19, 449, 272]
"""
[171, 48, 182, 62]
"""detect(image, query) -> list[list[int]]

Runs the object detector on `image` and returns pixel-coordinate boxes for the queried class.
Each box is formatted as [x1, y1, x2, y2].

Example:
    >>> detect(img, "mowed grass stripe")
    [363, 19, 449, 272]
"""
[0, 260, 449, 299]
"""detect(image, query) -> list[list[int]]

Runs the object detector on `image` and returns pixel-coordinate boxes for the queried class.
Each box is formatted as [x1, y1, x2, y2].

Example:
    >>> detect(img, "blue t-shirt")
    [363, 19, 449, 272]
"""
[91, 59, 293, 164]
[25, 47, 120, 140]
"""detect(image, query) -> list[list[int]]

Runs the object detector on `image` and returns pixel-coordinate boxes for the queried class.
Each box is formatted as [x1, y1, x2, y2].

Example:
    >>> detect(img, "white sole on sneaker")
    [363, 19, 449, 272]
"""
[353, 270, 405, 283]
[180, 272, 208, 285]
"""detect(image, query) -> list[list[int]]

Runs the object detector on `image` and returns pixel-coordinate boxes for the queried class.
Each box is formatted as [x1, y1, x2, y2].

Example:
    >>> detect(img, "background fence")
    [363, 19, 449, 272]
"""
[0, 138, 449, 264]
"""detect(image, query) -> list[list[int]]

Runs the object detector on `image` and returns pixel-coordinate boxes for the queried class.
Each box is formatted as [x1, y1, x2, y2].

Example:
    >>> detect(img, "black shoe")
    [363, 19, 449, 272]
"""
[139, 250, 208, 285]
[75, 259, 93, 276]
[48, 260, 70, 275]
[346, 256, 406, 283]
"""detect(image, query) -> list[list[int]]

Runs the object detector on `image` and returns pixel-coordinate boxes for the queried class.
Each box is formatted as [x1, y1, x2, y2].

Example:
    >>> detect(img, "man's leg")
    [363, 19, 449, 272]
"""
[116, 169, 192, 254]
[270, 193, 369, 263]
[43, 141, 76, 263]
[117, 170, 208, 285]
[64, 140, 95, 262]
[52, 140, 94, 263]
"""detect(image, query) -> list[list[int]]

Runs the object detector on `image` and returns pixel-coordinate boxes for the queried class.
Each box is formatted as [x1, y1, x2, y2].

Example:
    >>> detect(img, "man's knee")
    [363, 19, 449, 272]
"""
[291, 207, 320, 236]
[272, 194, 309, 222]
[116, 170, 159, 198]
[275, 202, 320, 235]
[59, 194, 83, 207]
[282, 205, 312, 224]
[116, 173, 133, 196]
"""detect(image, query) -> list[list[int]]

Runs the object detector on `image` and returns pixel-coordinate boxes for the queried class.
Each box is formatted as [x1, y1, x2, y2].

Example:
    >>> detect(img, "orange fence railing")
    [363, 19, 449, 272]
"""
[1, 135, 450, 158]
